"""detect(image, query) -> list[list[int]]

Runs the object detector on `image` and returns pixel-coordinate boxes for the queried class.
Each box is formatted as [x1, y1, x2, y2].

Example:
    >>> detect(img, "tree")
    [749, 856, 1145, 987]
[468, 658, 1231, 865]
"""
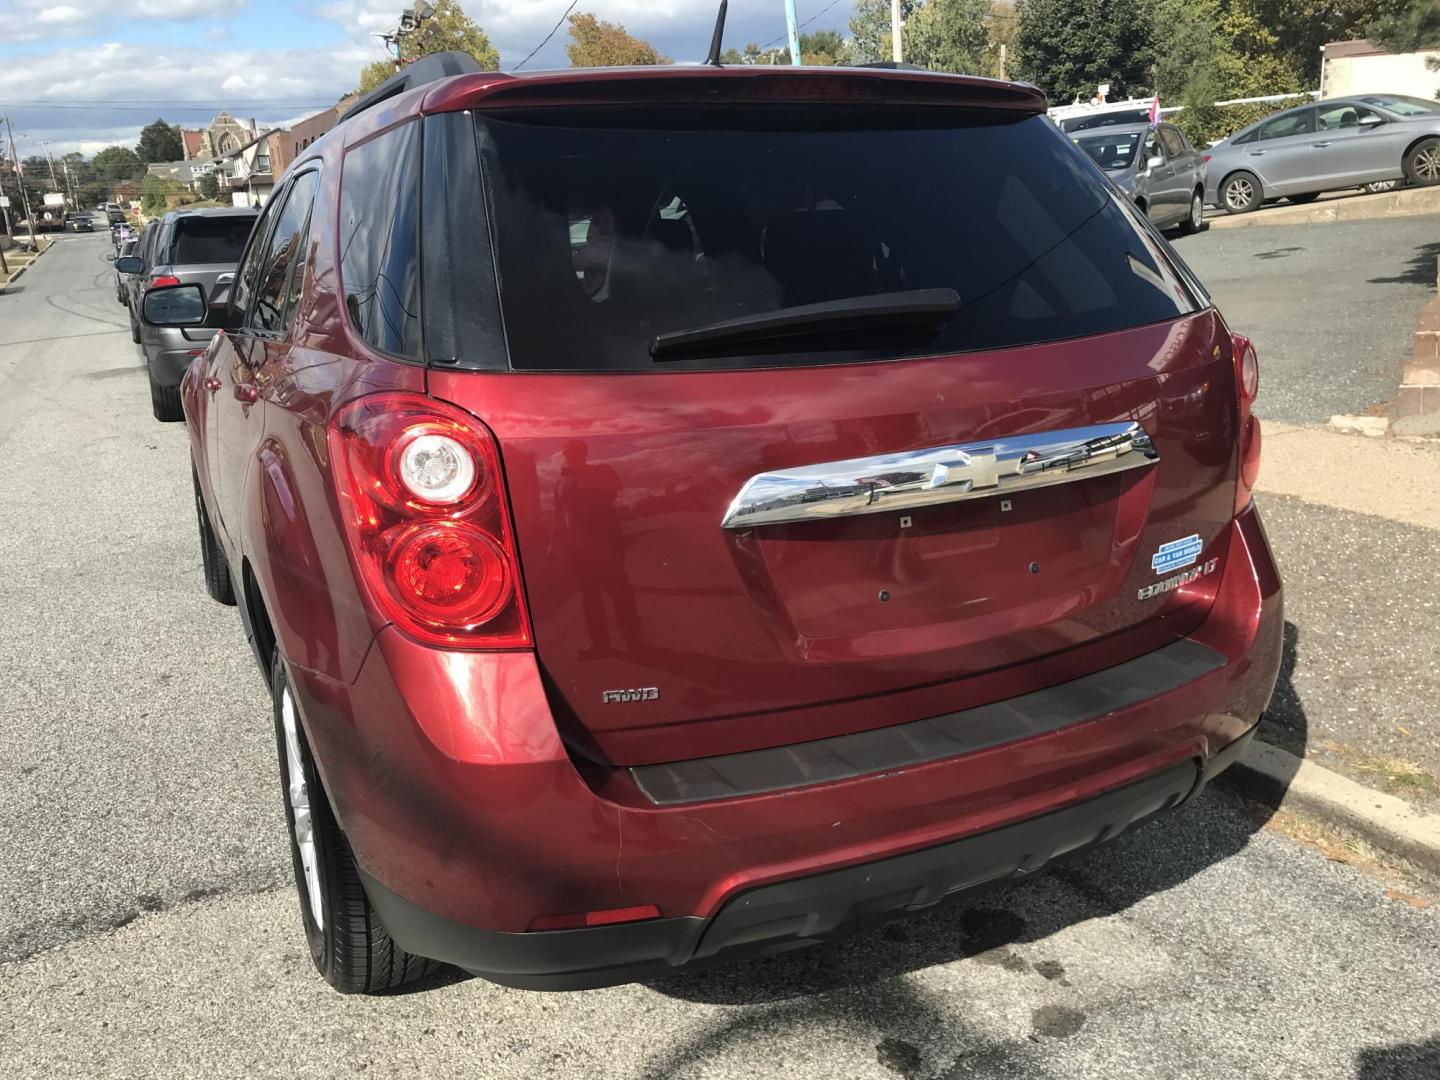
[1014, 0, 1153, 102]
[905, 0, 992, 74]
[135, 120, 183, 165]
[197, 172, 221, 200]
[566, 12, 670, 66]
[356, 0, 499, 92]
[1367, 0, 1440, 52]
[92, 145, 145, 182]
[799, 29, 845, 64]
[846, 0, 919, 64]
[139, 173, 183, 215]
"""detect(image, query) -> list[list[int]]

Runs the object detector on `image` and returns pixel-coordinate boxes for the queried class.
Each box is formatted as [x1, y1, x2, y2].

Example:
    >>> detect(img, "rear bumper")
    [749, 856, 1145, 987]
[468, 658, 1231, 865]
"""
[146, 328, 217, 386]
[288, 504, 1283, 989]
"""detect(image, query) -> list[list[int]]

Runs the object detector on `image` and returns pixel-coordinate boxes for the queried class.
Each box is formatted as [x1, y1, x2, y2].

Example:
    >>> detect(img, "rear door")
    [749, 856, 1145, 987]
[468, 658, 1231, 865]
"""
[1246, 107, 1319, 194]
[433, 106, 1237, 766]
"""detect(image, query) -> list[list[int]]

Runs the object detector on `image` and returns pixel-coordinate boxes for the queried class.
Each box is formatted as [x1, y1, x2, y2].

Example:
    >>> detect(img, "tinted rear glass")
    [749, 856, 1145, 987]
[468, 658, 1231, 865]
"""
[480, 109, 1198, 372]
[172, 215, 256, 265]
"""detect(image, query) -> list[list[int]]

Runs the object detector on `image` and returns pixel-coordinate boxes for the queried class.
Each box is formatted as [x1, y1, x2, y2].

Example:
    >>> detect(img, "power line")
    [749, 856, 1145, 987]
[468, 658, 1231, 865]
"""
[513, 0, 578, 71]
[758, 0, 846, 53]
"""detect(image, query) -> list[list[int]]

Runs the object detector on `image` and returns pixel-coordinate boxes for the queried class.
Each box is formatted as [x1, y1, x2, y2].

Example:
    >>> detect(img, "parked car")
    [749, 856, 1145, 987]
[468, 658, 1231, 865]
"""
[116, 221, 158, 344]
[106, 208, 127, 226]
[118, 207, 258, 420]
[147, 54, 1282, 995]
[111, 238, 137, 304]
[1072, 122, 1207, 232]
[64, 212, 95, 233]
[1205, 95, 1440, 213]
[1057, 106, 1154, 133]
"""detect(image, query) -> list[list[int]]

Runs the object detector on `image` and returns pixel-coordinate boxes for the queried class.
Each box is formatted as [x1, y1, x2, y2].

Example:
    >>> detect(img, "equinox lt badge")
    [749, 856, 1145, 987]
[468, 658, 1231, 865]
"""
[602, 688, 659, 704]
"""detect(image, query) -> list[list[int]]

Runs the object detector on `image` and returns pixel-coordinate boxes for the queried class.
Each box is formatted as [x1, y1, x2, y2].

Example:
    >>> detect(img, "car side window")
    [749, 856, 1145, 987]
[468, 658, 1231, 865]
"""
[1316, 103, 1380, 130]
[246, 172, 320, 336]
[339, 120, 422, 359]
[1158, 127, 1185, 158]
[230, 198, 283, 319]
[1142, 130, 1162, 162]
[1258, 109, 1315, 140]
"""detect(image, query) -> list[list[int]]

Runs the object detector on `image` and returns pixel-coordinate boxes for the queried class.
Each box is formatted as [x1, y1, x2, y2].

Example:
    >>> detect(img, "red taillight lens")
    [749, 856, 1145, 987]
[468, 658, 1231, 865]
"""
[329, 393, 531, 649]
[1231, 335, 1261, 515]
[1202, 153, 1211, 163]
[150, 275, 181, 288]
[527, 905, 662, 932]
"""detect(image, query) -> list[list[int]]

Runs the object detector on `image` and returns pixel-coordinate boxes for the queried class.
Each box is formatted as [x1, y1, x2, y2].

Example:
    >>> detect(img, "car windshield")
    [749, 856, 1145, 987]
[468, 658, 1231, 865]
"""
[479, 108, 1198, 372]
[1356, 94, 1440, 117]
[1075, 132, 1140, 169]
[171, 215, 255, 264]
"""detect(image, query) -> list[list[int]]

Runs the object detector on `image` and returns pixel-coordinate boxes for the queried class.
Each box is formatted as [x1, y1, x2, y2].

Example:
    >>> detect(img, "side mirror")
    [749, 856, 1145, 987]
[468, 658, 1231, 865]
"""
[1147, 154, 1165, 171]
[115, 255, 144, 274]
[1359, 115, 1384, 127]
[143, 284, 207, 327]
[105, 253, 116, 263]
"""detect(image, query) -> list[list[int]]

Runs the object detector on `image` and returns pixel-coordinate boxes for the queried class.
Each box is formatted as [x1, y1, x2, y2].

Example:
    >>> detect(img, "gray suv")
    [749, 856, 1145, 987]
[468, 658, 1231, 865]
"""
[1072, 122, 1207, 234]
[117, 207, 258, 420]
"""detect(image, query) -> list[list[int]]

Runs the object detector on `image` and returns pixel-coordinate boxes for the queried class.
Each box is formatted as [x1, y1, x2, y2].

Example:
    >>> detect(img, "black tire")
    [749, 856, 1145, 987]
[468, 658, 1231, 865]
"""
[192, 465, 235, 605]
[149, 368, 184, 422]
[1287, 192, 1321, 205]
[271, 652, 439, 994]
[1220, 171, 1262, 214]
[1404, 137, 1440, 187]
[128, 303, 141, 343]
[1179, 188, 1205, 235]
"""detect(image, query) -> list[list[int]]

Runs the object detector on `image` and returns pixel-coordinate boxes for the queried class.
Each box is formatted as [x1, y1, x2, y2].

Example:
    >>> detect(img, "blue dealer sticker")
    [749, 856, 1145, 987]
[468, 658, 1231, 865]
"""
[1151, 534, 1203, 575]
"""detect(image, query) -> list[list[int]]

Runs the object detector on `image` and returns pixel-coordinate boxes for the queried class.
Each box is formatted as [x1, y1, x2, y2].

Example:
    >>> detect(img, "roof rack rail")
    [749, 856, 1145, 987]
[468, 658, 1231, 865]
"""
[857, 61, 927, 71]
[338, 51, 486, 124]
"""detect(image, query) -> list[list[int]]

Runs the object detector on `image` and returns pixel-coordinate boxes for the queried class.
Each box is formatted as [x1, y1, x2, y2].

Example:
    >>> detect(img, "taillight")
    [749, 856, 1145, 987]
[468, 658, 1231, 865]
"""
[150, 275, 181, 288]
[328, 393, 531, 649]
[1231, 334, 1261, 516]
[1202, 153, 1211, 163]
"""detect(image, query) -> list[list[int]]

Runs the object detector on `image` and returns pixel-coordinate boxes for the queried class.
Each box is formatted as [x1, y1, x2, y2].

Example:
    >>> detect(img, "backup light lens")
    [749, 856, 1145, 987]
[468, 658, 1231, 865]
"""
[396, 432, 477, 504]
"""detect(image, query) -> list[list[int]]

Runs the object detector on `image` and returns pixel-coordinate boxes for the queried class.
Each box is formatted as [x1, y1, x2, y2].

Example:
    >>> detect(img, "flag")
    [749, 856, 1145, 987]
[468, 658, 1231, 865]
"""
[1148, 94, 1161, 126]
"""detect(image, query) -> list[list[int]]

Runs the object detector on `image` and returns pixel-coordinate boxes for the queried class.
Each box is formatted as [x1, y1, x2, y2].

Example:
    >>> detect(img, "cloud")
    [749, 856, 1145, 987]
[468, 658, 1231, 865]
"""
[0, 0, 234, 37]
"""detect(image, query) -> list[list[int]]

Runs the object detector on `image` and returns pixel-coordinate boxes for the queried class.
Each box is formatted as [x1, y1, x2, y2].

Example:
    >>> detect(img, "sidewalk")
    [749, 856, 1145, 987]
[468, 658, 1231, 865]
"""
[1250, 421, 1440, 813]
[0, 235, 54, 292]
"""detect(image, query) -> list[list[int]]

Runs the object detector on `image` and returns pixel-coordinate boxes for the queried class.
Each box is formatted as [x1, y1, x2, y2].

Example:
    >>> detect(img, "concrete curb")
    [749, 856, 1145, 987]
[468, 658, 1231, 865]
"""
[0, 238, 51, 294]
[1206, 184, 1440, 231]
[1221, 739, 1440, 878]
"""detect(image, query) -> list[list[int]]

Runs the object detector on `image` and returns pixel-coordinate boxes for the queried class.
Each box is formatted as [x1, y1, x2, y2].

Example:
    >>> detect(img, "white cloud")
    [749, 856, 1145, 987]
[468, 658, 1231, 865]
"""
[0, 0, 240, 38]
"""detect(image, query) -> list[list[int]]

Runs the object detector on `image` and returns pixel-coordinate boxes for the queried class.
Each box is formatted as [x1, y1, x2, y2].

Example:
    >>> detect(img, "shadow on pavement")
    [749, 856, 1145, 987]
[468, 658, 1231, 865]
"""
[1356, 1034, 1440, 1080]
[1368, 240, 1440, 286]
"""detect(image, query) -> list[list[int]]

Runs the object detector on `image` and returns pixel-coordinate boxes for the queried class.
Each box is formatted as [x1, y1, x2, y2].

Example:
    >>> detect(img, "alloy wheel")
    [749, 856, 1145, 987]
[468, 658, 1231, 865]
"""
[1225, 178, 1254, 211]
[1190, 193, 1203, 228]
[280, 685, 324, 931]
[1415, 145, 1440, 182]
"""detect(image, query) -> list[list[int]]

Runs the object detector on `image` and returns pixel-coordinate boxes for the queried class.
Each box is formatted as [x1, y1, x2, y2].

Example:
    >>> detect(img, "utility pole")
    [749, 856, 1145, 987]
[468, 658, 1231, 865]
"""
[999, 42, 1007, 80]
[891, 0, 903, 63]
[2, 117, 37, 252]
[784, 0, 801, 65]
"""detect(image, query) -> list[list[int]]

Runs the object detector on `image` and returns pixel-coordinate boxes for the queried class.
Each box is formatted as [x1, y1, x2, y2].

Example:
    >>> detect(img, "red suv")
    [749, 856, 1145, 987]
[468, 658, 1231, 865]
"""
[150, 55, 1282, 993]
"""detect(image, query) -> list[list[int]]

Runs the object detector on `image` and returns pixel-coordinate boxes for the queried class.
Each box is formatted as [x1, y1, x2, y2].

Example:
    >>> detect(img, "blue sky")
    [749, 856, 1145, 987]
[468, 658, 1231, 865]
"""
[0, 0, 855, 157]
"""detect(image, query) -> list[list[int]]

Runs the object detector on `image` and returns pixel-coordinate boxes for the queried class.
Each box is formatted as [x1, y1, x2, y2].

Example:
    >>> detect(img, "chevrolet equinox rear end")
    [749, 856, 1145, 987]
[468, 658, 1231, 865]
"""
[169, 56, 1282, 993]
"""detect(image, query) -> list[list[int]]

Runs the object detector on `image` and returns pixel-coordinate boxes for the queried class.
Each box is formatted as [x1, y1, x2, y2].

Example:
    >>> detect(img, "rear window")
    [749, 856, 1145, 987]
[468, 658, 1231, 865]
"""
[480, 108, 1199, 372]
[172, 215, 256, 265]
[1076, 131, 1140, 169]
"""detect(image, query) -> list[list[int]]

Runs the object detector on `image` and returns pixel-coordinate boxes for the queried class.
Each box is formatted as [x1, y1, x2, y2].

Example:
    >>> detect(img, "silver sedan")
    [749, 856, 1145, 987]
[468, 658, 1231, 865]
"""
[1204, 94, 1440, 213]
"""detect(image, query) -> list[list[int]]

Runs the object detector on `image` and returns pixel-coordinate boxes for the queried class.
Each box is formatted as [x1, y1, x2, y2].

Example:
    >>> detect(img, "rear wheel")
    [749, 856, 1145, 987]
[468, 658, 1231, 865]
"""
[1287, 192, 1320, 205]
[192, 465, 234, 605]
[128, 303, 141, 343]
[1221, 171, 1262, 214]
[1179, 189, 1205, 234]
[1404, 138, 1440, 187]
[271, 652, 438, 994]
[149, 368, 183, 422]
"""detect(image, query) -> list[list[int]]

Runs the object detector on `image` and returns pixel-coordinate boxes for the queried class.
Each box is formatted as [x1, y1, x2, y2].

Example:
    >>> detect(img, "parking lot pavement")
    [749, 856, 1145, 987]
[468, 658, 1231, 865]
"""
[1175, 216, 1439, 424]
[2, 228, 1439, 1080]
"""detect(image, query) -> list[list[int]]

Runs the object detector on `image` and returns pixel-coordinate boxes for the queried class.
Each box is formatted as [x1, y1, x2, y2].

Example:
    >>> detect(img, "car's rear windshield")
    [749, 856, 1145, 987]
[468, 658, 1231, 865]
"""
[479, 108, 1199, 372]
[171, 215, 256, 265]
[1075, 132, 1141, 169]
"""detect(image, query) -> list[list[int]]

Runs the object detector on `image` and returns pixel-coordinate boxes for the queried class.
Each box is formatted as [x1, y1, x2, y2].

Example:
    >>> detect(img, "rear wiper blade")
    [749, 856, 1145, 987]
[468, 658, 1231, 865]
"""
[649, 288, 962, 360]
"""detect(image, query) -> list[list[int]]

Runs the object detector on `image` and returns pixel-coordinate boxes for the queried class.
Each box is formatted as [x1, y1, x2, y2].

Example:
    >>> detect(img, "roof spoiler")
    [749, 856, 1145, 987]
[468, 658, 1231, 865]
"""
[338, 51, 489, 124]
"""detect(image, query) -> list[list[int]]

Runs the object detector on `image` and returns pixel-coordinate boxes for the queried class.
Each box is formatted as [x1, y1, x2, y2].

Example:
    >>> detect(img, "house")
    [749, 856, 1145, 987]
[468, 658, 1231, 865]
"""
[1321, 39, 1440, 100]
[145, 159, 219, 193]
[287, 95, 360, 160]
[217, 128, 296, 207]
[179, 112, 259, 161]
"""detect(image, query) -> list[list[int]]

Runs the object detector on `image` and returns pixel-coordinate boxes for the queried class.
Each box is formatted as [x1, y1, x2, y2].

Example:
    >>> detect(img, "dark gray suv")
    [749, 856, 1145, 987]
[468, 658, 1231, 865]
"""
[117, 207, 259, 420]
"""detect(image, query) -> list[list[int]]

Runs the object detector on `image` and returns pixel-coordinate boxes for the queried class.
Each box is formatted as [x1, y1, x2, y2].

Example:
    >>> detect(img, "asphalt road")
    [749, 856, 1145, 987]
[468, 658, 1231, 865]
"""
[1175, 215, 1439, 424]
[2, 229, 1439, 1080]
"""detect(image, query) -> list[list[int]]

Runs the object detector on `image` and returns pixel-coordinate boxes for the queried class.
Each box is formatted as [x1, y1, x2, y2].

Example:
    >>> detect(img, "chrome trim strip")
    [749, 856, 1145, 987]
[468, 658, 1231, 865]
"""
[720, 421, 1158, 529]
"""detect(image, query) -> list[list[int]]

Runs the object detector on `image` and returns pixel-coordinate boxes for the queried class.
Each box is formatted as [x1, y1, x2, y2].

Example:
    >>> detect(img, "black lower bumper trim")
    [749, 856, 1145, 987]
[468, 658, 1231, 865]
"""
[361, 759, 1202, 991]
